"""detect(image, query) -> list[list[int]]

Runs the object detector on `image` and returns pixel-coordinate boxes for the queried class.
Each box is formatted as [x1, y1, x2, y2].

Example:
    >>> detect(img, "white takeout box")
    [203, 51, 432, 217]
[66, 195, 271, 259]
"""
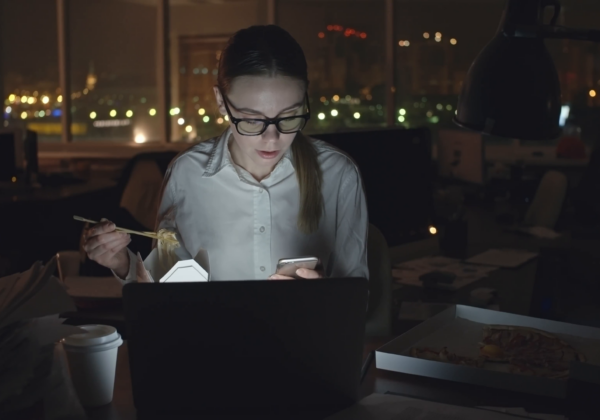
[159, 260, 208, 283]
[143, 247, 210, 283]
[375, 305, 600, 398]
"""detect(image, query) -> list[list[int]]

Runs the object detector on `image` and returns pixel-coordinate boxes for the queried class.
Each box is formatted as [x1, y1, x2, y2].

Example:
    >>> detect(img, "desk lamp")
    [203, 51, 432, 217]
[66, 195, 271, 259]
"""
[454, 0, 600, 141]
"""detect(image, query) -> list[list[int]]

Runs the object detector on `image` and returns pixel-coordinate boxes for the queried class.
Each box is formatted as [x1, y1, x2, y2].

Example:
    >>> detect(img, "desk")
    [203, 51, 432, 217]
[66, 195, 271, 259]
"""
[64, 205, 599, 419]
[81, 337, 597, 420]
[390, 206, 566, 317]
[0, 178, 116, 204]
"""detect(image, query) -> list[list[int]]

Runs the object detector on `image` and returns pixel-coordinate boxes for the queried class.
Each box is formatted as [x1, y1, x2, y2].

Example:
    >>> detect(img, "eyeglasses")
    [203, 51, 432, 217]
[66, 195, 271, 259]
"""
[220, 90, 311, 136]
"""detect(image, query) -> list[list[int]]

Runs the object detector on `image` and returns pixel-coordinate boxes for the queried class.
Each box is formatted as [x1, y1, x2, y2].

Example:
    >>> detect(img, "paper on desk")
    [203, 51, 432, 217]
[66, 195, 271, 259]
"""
[0, 319, 82, 411]
[43, 343, 86, 420]
[0, 258, 76, 329]
[0, 259, 81, 415]
[0, 273, 20, 310]
[325, 393, 557, 420]
[393, 256, 497, 290]
[515, 226, 561, 239]
[0, 262, 43, 319]
[466, 249, 538, 268]
[0, 275, 76, 330]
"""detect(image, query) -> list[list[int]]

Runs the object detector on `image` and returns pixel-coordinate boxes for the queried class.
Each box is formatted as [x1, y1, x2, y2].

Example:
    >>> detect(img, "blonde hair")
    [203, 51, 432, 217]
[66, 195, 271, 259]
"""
[292, 133, 324, 234]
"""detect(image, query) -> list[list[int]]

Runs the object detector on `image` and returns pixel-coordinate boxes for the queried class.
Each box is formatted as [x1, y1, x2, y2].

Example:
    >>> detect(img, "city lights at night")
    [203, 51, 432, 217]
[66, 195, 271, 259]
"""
[1, 4, 598, 145]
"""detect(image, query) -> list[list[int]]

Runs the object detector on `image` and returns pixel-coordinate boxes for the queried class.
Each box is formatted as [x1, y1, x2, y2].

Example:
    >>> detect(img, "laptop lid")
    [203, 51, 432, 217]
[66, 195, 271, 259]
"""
[123, 278, 368, 417]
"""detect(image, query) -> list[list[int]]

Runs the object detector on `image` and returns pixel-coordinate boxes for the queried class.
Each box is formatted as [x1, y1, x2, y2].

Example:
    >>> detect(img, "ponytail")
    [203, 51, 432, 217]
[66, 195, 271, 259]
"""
[292, 133, 323, 234]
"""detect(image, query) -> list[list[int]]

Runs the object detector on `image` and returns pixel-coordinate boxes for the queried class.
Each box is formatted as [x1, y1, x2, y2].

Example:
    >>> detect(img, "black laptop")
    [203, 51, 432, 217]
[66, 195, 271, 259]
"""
[123, 278, 369, 419]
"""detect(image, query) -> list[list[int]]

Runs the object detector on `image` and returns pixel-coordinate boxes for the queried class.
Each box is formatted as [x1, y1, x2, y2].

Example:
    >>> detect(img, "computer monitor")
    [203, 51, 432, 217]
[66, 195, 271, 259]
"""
[314, 127, 434, 247]
[437, 129, 485, 185]
[0, 129, 24, 183]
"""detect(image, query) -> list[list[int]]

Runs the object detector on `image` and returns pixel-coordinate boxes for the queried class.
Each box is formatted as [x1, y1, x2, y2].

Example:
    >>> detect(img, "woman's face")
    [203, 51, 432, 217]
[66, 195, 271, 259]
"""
[213, 75, 306, 180]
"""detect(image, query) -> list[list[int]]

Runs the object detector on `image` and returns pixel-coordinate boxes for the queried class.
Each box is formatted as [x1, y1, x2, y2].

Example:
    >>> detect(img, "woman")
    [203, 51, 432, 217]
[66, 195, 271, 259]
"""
[83, 25, 368, 282]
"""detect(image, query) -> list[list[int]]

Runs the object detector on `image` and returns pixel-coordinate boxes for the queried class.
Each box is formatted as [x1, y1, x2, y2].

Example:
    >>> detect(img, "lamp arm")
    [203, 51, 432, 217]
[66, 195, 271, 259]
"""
[505, 24, 600, 43]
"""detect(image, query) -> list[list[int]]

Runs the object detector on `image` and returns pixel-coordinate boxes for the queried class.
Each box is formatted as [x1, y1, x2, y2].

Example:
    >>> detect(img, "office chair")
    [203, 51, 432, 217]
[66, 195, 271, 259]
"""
[365, 223, 392, 336]
[523, 170, 568, 229]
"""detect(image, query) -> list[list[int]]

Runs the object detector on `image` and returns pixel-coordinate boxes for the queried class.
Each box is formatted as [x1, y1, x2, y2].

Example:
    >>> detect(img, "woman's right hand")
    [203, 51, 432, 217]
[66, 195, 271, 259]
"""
[83, 219, 131, 278]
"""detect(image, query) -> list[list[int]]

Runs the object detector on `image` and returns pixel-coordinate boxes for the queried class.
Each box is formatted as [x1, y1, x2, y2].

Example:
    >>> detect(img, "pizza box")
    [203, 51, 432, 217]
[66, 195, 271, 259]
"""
[375, 305, 600, 398]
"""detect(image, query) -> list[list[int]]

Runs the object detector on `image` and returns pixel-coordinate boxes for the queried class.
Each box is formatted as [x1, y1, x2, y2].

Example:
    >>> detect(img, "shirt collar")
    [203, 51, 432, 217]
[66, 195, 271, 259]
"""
[203, 127, 294, 179]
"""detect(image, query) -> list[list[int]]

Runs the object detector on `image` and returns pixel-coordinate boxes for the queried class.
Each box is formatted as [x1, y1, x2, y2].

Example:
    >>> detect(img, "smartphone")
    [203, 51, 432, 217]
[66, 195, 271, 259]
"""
[276, 256, 319, 277]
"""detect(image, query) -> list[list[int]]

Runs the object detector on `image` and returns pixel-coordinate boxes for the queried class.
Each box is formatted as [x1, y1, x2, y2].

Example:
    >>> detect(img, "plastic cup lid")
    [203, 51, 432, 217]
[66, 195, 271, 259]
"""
[62, 324, 120, 347]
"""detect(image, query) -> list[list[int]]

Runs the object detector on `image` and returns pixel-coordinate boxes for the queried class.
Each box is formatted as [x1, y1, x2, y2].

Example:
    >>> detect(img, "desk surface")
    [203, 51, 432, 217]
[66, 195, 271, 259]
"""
[389, 205, 572, 317]
[64, 205, 600, 419]
[81, 338, 597, 420]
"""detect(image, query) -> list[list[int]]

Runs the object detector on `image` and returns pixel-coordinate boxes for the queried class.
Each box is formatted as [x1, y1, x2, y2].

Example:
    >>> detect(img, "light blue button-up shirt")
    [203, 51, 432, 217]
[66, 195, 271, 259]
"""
[124, 128, 369, 282]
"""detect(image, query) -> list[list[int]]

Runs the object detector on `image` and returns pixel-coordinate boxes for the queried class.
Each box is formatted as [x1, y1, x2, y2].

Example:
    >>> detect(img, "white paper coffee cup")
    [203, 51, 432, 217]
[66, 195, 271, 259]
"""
[61, 324, 123, 407]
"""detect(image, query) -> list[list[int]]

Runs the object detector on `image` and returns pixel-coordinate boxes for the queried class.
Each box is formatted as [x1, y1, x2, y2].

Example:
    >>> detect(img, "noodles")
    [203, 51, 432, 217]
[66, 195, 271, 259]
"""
[156, 229, 180, 274]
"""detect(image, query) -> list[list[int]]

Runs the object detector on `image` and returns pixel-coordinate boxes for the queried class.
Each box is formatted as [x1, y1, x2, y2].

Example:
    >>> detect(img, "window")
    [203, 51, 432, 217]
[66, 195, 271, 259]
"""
[169, 0, 269, 142]
[4, 0, 599, 145]
[69, 0, 159, 143]
[545, 0, 600, 145]
[2, 0, 60, 142]
[393, 0, 505, 138]
[278, 0, 387, 134]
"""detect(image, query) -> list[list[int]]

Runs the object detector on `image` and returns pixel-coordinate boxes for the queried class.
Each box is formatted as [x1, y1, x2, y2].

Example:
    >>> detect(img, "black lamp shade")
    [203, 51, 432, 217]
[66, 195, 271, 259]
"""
[454, 33, 562, 141]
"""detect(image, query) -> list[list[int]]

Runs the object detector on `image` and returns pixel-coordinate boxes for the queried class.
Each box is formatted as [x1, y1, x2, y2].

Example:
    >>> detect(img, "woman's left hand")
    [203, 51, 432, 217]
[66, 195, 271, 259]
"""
[268, 268, 322, 280]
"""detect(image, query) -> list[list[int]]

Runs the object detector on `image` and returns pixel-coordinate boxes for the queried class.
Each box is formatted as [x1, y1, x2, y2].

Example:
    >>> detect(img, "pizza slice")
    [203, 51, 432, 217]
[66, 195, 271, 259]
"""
[479, 325, 586, 379]
[410, 347, 484, 368]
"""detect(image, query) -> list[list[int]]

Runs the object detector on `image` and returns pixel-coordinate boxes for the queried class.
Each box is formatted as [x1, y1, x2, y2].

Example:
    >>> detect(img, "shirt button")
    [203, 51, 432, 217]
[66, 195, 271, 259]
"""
[259, 226, 265, 233]
[259, 188, 264, 193]
[260, 266, 266, 272]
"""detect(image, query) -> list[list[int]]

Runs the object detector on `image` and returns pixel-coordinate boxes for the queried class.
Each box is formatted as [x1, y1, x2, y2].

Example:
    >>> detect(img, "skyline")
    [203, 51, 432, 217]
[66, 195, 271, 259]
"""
[2, 0, 600, 142]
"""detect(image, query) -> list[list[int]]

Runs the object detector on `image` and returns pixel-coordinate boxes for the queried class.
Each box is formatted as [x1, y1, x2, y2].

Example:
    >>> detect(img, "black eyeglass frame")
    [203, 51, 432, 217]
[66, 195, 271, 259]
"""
[219, 89, 311, 136]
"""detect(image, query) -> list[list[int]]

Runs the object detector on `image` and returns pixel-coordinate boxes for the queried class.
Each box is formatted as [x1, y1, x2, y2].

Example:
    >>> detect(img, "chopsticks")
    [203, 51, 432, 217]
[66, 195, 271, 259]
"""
[73, 216, 161, 241]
